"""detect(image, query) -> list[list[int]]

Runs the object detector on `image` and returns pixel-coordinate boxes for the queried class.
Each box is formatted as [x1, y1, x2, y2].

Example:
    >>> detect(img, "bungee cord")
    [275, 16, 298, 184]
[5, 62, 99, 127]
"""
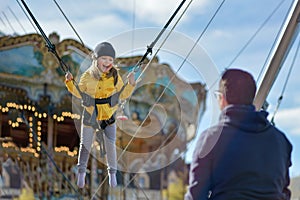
[20, 0, 70, 74]
[107, 0, 189, 120]
[91, 0, 226, 198]
[5, 0, 298, 199]
[12, 0, 287, 198]
[117, 0, 297, 198]
[90, 0, 192, 198]
[256, 0, 289, 84]
[120, 0, 225, 194]
[19, 0, 53, 50]
[132, 0, 188, 73]
[17, 0, 85, 197]
[226, 0, 287, 69]
[17, 0, 190, 198]
[52, 0, 85, 47]
[206, 0, 288, 93]
[8, 0, 292, 198]
[15, 0, 39, 33]
[1, 1, 83, 197]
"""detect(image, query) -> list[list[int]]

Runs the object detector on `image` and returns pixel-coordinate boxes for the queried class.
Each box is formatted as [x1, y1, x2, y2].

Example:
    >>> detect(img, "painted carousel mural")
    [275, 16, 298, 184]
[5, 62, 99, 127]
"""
[0, 32, 206, 199]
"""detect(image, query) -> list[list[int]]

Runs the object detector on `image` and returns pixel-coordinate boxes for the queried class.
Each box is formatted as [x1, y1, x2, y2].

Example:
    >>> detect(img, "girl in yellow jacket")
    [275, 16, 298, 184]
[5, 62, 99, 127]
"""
[65, 42, 136, 188]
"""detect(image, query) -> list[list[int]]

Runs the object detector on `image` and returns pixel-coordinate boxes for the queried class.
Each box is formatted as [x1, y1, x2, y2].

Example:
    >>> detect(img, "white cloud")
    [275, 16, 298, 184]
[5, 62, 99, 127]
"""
[111, 0, 179, 25]
[109, 0, 209, 25]
[273, 107, 300, 136]
[72, 14, 130, 46]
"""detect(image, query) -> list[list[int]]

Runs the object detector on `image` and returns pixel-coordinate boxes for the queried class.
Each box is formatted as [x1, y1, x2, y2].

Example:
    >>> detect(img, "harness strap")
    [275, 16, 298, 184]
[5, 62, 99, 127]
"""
[78, 79, 127, 133]
[81, 90, 121, 107]
[82, 108, 116, 130]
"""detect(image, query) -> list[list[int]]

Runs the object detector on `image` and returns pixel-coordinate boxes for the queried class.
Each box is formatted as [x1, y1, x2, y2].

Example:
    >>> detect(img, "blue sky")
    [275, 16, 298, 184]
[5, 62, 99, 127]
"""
[1, 0, 300, 177]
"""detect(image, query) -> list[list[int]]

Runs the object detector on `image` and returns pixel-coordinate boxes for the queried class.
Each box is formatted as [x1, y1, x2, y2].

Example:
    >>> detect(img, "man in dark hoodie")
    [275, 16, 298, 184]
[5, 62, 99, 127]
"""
[185, 69, 292, 200]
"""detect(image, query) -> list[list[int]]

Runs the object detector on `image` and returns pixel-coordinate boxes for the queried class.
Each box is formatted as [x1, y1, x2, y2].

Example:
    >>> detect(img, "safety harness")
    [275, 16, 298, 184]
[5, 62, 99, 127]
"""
[74, 74, 127, 157]
[19, 0, 189, 197]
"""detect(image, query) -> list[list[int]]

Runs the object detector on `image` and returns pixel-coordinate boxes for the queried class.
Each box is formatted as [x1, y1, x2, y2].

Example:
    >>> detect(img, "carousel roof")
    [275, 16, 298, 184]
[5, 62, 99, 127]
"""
[0, 32, 90, 105]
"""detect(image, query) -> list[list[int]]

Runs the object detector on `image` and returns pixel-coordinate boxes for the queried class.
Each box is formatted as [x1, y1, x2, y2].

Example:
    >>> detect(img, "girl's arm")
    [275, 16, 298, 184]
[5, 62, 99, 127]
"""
[117, 71, 136, 100]
[65, 71, 88, 98]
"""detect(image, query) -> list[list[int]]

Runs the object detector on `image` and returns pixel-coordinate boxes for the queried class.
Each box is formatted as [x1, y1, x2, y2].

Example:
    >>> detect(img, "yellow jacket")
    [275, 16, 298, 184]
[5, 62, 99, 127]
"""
[66, 70, 134, 120]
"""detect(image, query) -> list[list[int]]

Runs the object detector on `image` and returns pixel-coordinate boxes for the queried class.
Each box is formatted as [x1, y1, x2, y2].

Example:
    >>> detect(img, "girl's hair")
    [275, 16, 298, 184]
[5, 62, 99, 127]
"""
[88, 59, 118, 86]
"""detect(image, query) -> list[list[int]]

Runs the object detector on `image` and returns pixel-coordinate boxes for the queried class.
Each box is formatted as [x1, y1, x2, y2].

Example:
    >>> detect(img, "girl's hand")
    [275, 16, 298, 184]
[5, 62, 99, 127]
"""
[127, 71, 136, 86]
[65, 71, 73, 81]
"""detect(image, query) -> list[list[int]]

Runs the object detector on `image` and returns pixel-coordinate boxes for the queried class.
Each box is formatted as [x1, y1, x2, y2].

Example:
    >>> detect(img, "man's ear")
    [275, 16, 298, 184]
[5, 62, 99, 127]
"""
[220, 94, 228, 109]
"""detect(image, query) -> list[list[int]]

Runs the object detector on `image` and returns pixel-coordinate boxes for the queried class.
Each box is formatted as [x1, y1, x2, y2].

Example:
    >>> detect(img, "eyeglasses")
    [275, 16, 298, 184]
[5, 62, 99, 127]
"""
[213, 90, 223, 100]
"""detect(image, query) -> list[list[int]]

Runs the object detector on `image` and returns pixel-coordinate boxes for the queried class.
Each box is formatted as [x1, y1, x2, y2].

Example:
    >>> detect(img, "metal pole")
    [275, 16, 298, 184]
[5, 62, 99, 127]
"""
[253, 0, 300, 110]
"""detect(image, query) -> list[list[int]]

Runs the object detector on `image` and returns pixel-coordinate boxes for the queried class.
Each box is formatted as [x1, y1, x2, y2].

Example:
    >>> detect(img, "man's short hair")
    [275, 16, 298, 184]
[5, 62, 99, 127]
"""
[219, 69, 256, 105]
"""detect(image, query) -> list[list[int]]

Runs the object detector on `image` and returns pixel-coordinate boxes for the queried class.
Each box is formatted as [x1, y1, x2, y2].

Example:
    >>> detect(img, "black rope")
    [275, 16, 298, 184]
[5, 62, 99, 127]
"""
[17, 0, 86, 197]
[90, 0, 190, 198]
[111, 0, 189, 122]
[15, 0, 39, 33]
[19, 0, 70, 74]
[118, 0, 189, 102]
[207, 0, 288, 92]
[19, 0, 76, 74]
[52, 0, 85, 47]
[133, 0, 187, 73]
[119, 0, 225, 195]
[20, 0, 54, 50]
[20, 0, 112, 173]
[227, 0, 287, 69]
[256, 0, 288, 83]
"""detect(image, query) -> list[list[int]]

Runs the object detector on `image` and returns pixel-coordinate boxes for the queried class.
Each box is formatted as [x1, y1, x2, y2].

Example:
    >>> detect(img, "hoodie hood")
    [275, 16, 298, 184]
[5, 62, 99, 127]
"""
[220, 104, 271, 133]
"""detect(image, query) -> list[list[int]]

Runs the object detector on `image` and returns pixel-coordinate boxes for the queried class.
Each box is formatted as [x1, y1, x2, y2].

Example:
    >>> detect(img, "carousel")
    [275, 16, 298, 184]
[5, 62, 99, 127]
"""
[0, 32, 206, 199]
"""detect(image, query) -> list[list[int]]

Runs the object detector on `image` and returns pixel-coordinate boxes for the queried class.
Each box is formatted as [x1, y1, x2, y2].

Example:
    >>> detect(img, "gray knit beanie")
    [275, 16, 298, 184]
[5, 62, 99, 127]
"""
[94, 42, 115, 58]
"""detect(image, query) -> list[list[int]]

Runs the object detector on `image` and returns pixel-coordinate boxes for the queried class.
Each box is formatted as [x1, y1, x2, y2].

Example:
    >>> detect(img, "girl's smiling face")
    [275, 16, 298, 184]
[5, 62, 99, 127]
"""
[97, 56, 114, 73]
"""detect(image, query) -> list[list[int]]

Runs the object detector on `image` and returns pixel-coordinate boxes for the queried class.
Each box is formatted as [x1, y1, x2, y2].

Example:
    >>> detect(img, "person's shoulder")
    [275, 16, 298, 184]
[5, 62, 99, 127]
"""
[200, 123, 227, 140]
[194, 125, 224, 158]
[269, 125, 293, 148]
